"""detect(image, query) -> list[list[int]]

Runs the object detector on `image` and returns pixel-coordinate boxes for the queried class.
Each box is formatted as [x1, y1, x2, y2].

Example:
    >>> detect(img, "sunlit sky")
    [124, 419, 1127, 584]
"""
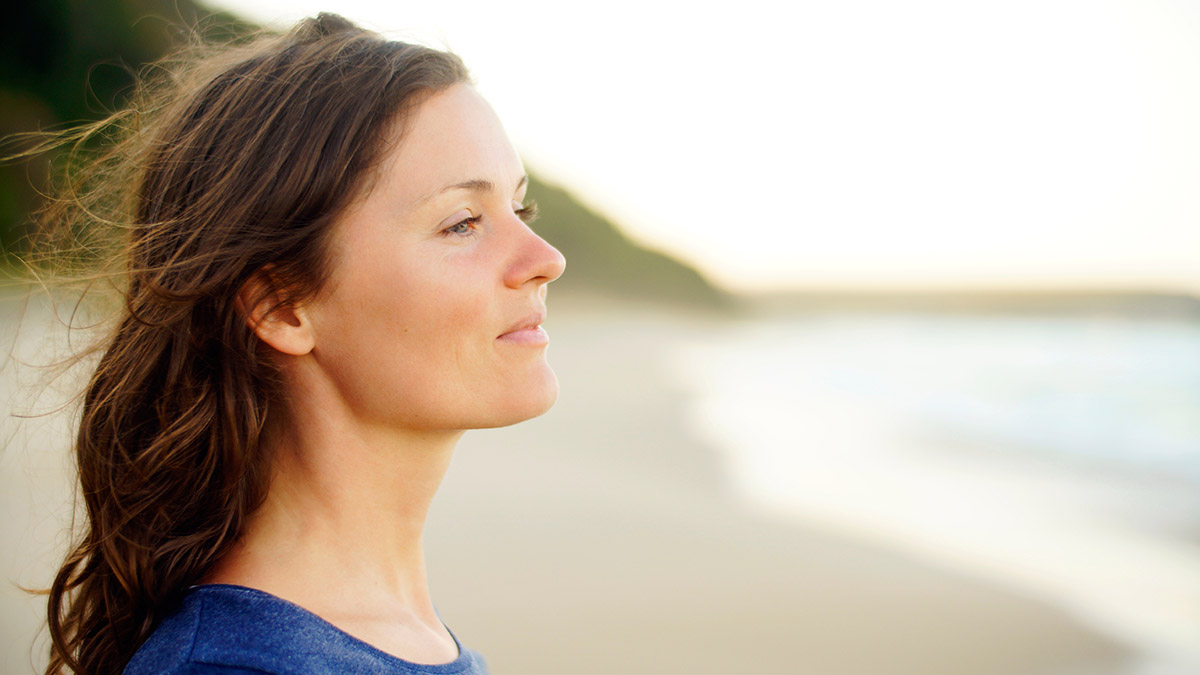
[209, 0, 1200, 293]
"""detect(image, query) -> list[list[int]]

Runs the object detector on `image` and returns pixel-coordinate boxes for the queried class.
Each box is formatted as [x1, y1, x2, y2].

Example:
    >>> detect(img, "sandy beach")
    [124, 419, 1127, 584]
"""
[1, 297, 1140, 674]
[422, 305, 1136, 675]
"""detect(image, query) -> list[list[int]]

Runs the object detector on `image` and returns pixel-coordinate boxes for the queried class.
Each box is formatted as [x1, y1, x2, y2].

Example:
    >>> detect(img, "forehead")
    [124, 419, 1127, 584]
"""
[375, 83, 523, 205]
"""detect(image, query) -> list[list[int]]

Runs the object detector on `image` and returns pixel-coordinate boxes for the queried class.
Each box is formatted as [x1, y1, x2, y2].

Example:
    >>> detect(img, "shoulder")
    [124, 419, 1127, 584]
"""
[123, 586, 292, 674]
[124, 585, 489, 675]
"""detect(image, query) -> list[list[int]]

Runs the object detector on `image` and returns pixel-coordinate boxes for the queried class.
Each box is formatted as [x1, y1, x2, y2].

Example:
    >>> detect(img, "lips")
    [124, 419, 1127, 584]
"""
[497, 311, 548, 345]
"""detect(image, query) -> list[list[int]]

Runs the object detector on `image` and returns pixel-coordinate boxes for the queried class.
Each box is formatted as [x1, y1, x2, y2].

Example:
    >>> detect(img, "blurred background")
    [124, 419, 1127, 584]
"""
[2, 1, 1198, 674]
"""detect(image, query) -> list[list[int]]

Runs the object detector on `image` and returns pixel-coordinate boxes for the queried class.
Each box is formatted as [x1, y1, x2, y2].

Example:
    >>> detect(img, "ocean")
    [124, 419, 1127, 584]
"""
[674, 309, 1200, 673]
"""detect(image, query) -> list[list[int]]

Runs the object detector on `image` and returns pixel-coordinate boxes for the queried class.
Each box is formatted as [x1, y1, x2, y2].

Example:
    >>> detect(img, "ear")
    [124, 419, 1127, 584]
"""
[236, 269, 316, 357]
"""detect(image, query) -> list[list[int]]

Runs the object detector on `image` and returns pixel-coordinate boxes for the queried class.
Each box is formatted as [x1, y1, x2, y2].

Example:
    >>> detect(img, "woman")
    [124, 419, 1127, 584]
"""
[42, 12, 564, 674]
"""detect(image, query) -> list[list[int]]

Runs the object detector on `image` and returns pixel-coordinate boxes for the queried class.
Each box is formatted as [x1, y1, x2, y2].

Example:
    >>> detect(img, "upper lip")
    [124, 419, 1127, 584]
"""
[499, 311, 546, 337]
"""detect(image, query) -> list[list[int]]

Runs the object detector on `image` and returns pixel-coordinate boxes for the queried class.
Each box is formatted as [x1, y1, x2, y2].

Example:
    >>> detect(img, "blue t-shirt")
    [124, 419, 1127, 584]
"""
[124, 584, 488, 674]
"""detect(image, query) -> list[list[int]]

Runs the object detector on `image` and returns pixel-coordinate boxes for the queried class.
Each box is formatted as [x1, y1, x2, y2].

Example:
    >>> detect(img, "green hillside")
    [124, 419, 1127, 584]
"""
[0, 1, 247, 253]
[525, 175, 727, 305]
[1, 1, 727, 307]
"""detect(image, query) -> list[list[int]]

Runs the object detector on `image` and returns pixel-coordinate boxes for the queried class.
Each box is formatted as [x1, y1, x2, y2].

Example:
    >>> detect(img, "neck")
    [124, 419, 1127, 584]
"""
[208, 406, 464, 621]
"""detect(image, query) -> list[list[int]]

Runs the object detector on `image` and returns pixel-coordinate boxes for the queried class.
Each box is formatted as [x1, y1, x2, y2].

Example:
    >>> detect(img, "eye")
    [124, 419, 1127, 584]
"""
[441, 211, 481, 237]
[514, 199, 539, 224]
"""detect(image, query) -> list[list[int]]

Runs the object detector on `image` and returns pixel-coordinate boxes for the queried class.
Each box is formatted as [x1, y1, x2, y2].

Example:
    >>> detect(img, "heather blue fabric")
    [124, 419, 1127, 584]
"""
[124, 584, 488, 675]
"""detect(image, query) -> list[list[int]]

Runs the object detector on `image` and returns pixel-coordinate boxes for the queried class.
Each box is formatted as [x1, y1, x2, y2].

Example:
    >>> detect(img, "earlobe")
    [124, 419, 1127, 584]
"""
[236, 271, 315, 357]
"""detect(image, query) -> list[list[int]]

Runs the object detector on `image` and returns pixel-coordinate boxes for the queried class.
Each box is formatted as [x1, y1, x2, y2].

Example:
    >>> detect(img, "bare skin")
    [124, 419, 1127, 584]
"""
[206, 83, 565, 665]
[208, 425, 464, 663]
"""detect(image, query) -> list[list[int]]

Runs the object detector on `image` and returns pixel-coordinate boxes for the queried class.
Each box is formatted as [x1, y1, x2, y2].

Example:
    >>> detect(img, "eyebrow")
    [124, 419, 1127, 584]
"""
[416, 175, 528, 206]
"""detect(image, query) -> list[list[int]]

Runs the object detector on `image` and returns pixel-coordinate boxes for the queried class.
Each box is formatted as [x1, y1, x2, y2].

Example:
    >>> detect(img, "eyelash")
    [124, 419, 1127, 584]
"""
[441, 200, 540, 237]
[515, 200, 539, 224]
[443, 215, 481, 237]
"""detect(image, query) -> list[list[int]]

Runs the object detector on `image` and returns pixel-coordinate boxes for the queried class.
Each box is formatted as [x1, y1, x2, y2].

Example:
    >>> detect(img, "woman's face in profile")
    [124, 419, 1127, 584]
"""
[302, 83, 565, 431]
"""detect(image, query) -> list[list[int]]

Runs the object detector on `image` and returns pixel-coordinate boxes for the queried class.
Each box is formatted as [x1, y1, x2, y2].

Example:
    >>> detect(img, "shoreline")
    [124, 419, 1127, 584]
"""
[425, 308, 1140, 674]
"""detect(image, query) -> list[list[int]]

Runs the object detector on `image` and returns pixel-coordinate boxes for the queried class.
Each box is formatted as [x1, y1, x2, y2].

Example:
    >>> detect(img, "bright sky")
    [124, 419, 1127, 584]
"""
[209, 0, 1200, 293]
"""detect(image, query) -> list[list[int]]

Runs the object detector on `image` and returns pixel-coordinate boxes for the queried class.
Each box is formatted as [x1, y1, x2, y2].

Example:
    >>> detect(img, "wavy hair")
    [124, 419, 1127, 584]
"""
[30, 14, 469, 674]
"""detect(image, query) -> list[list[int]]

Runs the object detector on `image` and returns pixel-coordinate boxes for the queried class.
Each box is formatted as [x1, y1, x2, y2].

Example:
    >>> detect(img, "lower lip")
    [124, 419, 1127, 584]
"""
[497, 326, 549, 346]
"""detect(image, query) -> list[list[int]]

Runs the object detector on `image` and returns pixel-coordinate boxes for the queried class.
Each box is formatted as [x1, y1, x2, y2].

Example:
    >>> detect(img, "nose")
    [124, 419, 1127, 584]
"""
[504, 222, 566, 289]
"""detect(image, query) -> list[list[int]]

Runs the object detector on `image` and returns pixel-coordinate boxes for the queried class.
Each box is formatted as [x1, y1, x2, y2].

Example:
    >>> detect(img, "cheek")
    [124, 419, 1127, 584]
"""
[401, 248, 496, 348]
[347, 240, 490, 335]
[383, 251, 556, 428]
[307, 231, 558, 430]
[316, 247, 502, 422]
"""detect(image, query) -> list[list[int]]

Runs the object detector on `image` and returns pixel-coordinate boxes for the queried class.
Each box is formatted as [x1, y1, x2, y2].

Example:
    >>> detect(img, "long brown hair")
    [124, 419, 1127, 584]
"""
[31, 14, 469, 674]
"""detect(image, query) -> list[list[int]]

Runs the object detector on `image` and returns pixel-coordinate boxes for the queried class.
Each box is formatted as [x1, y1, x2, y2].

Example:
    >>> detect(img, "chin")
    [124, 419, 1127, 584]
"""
[479, 367, 559, 429]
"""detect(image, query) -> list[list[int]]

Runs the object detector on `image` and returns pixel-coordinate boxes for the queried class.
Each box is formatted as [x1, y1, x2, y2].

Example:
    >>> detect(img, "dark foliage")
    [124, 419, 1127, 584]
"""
[1, 1, 726, 305]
